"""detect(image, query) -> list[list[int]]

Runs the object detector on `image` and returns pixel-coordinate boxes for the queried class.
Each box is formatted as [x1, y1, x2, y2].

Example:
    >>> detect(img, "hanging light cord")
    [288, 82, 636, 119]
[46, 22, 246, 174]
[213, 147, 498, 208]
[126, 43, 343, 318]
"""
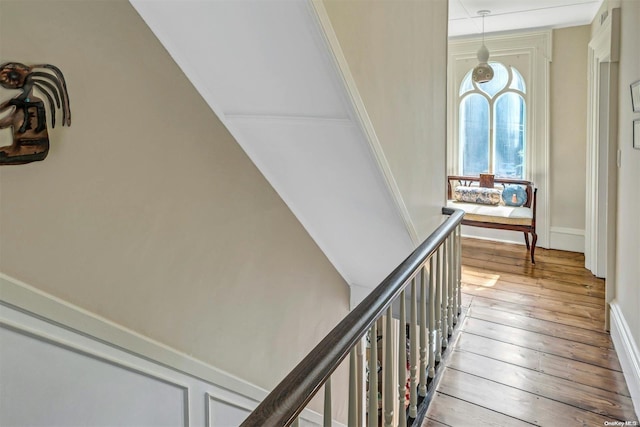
[473, 10, 493, 83]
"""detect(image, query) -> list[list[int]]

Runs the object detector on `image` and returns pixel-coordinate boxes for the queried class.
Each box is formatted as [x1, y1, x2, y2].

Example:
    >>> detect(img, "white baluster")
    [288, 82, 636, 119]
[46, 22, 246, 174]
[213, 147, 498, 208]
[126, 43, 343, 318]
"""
[441, 242, 448, 350]
[324, 377, 332, 427]
[349, 348, 358, 427]
[434, 248, 442, 363]
[452, 231, 459, 326]
[457, 225, 463, 316]
[454, 228, 460, 320]
[384, 309, 393, 427]
[357, 338, 366, 426]
[409, 278, 418, 418]
[368, 322, 378, 427]
[398, 291, 407, 427]
[447, 235, 454, 336]
[428, 256, 436, 378]
[419, 268, 427, 397]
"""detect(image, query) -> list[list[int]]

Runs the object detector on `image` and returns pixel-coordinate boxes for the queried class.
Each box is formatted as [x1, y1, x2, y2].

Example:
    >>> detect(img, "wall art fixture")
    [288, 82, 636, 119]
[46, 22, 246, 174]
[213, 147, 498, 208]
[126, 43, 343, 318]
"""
[0, 62, 71, 165]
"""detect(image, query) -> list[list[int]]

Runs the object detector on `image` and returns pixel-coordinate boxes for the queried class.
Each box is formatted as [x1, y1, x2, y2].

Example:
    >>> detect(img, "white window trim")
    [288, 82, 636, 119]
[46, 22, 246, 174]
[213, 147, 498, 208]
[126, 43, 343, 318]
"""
[447, 30, 552, 248]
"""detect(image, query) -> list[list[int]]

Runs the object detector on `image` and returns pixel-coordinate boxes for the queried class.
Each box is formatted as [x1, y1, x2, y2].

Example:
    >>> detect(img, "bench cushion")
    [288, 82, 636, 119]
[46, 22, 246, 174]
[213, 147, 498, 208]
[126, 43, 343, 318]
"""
[446, 200, 533, 226]
[453, 186, 502, 205]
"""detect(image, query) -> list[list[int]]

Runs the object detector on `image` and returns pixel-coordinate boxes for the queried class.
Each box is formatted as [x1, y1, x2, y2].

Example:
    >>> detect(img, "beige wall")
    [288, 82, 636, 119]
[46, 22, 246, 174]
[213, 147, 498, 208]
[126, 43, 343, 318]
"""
[550, 26, 590, 230]
[0, 0, 350, 412]
[614, 0, 640, 360]
[588, 0, 640, 408]
[323, 0, 449, 240]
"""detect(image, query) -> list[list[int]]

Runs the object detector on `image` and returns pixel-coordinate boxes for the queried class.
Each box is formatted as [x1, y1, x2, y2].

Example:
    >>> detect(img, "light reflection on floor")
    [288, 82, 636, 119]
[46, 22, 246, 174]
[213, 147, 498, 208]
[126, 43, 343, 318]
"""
[461, 265, 500, 290]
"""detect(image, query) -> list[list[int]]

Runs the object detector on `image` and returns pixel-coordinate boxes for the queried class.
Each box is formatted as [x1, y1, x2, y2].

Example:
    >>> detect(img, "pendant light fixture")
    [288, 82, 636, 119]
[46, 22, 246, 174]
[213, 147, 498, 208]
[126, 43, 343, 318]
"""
[472, 10, 493, 84]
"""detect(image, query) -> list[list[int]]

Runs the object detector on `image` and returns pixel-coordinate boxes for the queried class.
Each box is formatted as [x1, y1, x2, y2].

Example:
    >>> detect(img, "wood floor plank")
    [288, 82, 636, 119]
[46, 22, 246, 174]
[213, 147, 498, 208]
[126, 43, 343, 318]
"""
[467, 305, 613, 349]
[447, 350, 637, 421]
[469, 294, 606, 330]
[463, 251, 595, 278]
[437, 368, 618, 426]
[460, 292, 473, 308]
[462, 265, 605, 297]
[462, 238, 584, 259]
[427, 238, 635, 426]
[462, 238, 585, 267]
[455, 333, 631, 396]
[461, 247, 603, 281]
[421, 417, 451, 427]
[462, 272, 604, 306]
[462, 317, 620, 370]
[462, 256, 604, 287]
[463, 239, 585, 267]
[461, 283, 605, 320]
[424, 392, 534, 427]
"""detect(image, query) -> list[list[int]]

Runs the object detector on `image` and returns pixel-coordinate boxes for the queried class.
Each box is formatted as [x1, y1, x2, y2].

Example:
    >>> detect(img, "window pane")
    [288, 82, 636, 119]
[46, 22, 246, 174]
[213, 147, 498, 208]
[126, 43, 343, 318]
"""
[460, 94, 490, 176]
[459, 71, 474, 96]
[509, 66, 526, 92]
[478, 62, 507, 97]
[494, 93, 526, 178]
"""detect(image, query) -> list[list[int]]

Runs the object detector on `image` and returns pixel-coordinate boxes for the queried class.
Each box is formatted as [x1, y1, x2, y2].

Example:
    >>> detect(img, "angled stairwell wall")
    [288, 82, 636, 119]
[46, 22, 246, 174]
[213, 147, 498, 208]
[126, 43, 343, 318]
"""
[0, 0, 349, 423]
[1, 0, 451, 424]
[130, 0, 449, 307]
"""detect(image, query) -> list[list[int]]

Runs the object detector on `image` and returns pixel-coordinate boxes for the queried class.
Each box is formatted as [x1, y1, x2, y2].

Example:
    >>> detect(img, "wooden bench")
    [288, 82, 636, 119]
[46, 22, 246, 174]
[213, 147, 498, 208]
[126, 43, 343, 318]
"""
[447, 175, 538, 263]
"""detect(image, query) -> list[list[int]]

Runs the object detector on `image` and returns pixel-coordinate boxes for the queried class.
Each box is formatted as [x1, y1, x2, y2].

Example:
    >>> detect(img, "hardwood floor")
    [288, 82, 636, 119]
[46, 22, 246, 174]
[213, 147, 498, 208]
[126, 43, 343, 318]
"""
[422, 238, 638, 426]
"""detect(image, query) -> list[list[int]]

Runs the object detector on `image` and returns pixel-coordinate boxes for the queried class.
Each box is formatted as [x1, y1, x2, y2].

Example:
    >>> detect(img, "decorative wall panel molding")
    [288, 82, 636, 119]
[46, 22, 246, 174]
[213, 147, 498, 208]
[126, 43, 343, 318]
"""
[1, 322, 189, 427]
[0, 273, 328, 426]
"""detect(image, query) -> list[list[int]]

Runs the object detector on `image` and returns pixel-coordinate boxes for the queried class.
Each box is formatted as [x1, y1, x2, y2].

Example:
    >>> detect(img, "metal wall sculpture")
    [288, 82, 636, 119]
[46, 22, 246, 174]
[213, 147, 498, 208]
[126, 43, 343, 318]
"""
[0, 62, 71, 165]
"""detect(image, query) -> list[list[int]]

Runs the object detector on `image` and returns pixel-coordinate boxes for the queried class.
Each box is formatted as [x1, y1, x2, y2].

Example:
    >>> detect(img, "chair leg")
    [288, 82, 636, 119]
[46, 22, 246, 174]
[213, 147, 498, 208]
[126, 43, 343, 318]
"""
[530, 232, 538, 264]
[524, 232, 530, 250]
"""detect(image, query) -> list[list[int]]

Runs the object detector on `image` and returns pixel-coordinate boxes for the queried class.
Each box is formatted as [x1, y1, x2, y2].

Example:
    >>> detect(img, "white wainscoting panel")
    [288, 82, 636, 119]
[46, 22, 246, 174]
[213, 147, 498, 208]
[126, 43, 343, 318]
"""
[0, 323, 188, 427]
[206, 393, 251, 427]
[0, 273, 330, 427]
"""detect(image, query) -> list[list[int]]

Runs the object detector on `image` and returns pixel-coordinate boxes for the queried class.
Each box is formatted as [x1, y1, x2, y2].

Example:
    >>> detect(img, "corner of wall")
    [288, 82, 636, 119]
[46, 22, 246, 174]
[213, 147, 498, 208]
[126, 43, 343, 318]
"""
[309, 0, 420, 246]
[609, 301, 640, 417]
[349, 283, 373, 309]
[548, 227, 585, 253]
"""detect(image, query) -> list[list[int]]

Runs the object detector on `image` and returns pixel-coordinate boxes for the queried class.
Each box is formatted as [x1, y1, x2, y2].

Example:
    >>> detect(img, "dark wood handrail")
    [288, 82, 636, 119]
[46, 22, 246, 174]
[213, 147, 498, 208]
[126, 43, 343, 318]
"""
[240, 207, 465, 427]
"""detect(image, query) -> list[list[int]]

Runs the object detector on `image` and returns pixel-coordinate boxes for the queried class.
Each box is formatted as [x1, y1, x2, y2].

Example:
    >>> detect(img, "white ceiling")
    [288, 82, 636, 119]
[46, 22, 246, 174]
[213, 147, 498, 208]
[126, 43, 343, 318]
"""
[449, 0, 603, 38]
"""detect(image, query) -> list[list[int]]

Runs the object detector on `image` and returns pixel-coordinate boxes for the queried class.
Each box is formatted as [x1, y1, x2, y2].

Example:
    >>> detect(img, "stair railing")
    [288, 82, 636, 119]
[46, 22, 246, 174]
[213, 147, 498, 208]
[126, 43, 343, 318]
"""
[241, 207, 464, 427]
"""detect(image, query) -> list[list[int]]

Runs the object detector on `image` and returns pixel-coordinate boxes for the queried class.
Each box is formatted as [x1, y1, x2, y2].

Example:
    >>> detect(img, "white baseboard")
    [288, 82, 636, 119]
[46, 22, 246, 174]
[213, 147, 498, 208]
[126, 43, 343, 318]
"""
[0, 273, 344, 427]
[549, 227, 584, 253]
[609, 301, 640, 418]
[460, 226, 525, 246]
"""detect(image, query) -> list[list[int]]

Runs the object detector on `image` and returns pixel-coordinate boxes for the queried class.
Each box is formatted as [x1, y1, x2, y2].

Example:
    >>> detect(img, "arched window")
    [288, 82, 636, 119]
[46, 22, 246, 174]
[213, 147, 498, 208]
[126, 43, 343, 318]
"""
[458, 62, 526, 179]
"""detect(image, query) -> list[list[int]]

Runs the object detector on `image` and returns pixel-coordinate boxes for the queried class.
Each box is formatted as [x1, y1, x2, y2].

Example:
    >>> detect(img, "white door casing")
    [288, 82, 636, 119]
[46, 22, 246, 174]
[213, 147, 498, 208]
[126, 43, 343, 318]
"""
[585, 8, 620, 327]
